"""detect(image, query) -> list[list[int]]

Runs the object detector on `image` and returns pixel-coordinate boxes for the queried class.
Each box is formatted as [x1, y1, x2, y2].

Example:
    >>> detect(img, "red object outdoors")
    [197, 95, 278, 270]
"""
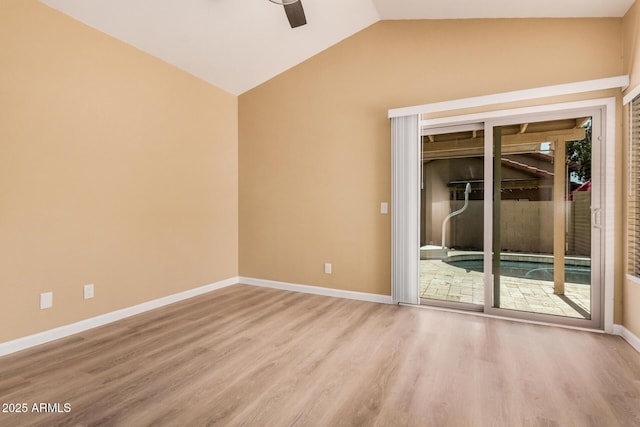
[569, 180, 591, 200]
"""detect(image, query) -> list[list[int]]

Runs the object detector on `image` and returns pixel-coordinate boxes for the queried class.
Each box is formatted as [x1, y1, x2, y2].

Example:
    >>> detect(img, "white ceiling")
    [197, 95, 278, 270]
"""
[40, 0, 635, 95]
[373, 0, 635, 20]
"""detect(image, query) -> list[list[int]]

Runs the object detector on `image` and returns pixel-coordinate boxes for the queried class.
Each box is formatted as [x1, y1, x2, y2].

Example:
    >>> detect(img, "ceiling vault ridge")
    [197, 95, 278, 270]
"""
[38, 0, 634, 95]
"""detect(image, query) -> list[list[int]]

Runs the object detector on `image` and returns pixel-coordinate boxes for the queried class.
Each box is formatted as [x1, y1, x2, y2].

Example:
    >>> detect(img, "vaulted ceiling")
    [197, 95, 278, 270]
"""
[40, 0, 635, 95]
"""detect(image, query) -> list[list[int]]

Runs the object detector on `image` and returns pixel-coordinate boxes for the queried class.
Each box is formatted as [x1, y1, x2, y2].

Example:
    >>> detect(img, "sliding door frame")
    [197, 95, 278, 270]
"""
[418, 97, 616, 332]
[481, 105, 606, 329]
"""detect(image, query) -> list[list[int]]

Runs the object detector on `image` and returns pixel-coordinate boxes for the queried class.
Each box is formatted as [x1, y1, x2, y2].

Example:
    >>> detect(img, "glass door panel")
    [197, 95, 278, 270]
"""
[420, 126, 484, 308]
[492, 118, 593, 319]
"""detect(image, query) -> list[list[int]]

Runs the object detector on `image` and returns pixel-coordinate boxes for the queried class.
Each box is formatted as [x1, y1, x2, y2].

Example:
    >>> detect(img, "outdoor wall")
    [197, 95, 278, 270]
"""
[449, 198, 591, 257]
[453, 201, 547, 254]
[500, 201, 554, 253]
[423, 158, 484, 248]
[239, 18, 623, 297]
[449, 201, 483, 250]
[0, 1, 238, 343]
[623, 1, 640, 338]
[569, 192, 592, 256]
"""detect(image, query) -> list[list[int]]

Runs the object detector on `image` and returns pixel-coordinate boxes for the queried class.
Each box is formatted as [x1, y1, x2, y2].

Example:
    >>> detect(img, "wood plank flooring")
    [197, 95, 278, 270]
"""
[1, 284, 639, 426]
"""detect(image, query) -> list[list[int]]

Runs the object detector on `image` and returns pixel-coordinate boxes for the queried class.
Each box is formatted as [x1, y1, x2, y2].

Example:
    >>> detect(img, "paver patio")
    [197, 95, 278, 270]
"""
[420, 257, 591, 319]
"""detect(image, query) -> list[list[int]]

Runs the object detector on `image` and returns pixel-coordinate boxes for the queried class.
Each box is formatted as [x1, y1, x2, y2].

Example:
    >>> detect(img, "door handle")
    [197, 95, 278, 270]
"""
[592, 207, 602, 229]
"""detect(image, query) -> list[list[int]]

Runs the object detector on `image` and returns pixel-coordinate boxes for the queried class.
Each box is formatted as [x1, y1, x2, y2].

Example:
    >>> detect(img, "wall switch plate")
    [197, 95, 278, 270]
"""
[40, 292, 53, 309]
[324, 263, 332, 274]
[380, 202, 389, 214]
[84, 284, 94, 299]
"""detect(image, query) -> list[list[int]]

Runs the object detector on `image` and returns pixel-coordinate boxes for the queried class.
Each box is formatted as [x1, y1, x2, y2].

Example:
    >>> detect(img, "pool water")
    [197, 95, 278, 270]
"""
[446, 259, 591, 285]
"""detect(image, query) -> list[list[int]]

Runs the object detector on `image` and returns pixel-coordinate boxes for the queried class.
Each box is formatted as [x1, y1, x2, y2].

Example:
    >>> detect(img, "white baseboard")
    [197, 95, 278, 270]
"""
[0, 277, 239, 357]
[0, 276, 391, 358]
[239, 276, 393, 305]
[613, 324, 640, 353]
[3, 275, 633, 358]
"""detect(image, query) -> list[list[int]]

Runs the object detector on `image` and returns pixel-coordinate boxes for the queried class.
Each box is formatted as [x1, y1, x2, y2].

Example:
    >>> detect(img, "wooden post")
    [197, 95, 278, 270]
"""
[553, 139, 566, 295]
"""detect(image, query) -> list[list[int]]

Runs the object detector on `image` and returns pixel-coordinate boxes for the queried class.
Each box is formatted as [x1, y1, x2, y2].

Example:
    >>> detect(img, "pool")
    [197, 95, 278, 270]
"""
[445, 259, 591, 285]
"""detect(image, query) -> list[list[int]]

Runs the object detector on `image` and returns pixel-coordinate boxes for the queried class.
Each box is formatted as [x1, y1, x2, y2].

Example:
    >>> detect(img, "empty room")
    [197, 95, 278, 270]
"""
[1, 0, 640, 425]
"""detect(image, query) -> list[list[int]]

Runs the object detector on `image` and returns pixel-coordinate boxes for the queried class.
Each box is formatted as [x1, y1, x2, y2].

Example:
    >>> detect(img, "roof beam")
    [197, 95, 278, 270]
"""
[422, 128, 585, 160]
[575, 117, 590, 128]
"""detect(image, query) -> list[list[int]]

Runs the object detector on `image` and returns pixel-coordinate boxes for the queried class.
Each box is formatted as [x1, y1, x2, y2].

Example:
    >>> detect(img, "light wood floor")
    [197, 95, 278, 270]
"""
[1, 284, 639, 426]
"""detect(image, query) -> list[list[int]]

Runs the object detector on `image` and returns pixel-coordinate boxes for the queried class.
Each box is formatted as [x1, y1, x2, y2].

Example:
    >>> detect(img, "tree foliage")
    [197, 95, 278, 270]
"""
[566, 120, 591, 182]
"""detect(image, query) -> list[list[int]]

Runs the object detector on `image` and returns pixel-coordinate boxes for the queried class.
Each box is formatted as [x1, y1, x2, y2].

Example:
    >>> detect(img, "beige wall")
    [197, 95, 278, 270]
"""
[1, 4, 634, 344]
[0, 1, 238, 342]
[239, 19, 623, 298]
[623, 1, 640, 338]
[625, 1, 640, 91]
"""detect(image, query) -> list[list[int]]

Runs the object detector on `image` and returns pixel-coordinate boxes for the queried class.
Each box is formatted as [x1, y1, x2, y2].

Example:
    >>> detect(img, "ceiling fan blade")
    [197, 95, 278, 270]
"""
[283, 0, 306, 28]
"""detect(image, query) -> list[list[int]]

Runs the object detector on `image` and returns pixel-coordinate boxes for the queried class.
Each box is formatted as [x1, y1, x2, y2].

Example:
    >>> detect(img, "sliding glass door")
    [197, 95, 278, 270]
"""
[419, 108, 604, 328]
[419, 124, 485, 310]
[489, 115, 600, 325]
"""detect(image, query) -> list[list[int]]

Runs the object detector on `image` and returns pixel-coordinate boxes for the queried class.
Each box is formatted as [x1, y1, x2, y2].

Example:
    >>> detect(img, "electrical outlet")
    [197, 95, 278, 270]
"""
[324, 263, 332, 274]
[40, 292, 53, 309]
[380, 202, 389, 214]
[84, 284, 94, 300]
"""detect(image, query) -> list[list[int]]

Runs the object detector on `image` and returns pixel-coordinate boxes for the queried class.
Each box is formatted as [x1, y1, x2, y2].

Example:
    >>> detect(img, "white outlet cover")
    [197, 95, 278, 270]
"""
[324, 263, 332, 274]
[84, 284, 94, 299]
[380, 202, 389, 214]
[40, 292, 53, 309]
